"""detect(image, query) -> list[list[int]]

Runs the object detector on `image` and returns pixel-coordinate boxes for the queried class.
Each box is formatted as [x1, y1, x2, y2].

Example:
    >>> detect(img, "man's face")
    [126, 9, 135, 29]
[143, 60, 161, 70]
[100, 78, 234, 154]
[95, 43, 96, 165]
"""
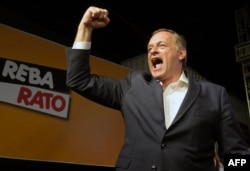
[147, 31, 185, 82]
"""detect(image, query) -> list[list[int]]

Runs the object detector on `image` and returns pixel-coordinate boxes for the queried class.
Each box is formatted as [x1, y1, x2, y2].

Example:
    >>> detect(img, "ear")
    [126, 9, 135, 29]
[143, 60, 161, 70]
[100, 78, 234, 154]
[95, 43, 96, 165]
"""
[178, 48, 187, 61]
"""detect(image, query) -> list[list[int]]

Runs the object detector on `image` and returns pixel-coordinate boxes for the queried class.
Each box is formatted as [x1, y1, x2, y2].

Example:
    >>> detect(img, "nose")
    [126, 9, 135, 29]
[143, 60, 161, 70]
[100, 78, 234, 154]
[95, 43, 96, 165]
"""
[149, 46, 158, 55]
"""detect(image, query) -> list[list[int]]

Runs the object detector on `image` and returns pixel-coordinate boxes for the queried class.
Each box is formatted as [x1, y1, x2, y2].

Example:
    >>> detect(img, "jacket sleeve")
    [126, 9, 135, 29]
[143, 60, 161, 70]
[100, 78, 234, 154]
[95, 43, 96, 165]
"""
[66, 48, 129, 110]
[218, 87, 250, 159]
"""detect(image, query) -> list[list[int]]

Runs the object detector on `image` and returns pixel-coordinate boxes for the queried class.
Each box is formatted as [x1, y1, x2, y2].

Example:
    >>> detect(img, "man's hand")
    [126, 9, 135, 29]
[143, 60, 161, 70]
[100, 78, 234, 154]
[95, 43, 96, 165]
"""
[80, 6, 110, 30]
[75, 6, 110, 42]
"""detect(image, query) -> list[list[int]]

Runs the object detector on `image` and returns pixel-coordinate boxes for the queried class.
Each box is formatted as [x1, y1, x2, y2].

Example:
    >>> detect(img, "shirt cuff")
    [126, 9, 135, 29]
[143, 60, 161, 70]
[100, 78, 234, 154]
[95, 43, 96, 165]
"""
[72, 42, 91, 49]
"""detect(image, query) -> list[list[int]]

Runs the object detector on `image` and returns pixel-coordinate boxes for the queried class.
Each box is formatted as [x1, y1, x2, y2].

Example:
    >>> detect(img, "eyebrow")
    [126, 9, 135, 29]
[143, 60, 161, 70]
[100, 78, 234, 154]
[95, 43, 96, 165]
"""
[148, 40, 168, 48]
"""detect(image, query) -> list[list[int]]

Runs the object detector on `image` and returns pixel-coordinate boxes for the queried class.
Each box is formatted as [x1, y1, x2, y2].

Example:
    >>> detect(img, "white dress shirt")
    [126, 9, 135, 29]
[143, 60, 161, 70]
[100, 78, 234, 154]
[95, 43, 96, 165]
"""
[163, 72, 188, 129]
[72, 41, 91, 49]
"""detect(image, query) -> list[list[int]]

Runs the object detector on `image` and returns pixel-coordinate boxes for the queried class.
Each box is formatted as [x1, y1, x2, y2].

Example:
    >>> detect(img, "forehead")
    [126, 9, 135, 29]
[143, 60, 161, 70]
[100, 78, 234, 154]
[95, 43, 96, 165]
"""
[148, 31, 174, 45]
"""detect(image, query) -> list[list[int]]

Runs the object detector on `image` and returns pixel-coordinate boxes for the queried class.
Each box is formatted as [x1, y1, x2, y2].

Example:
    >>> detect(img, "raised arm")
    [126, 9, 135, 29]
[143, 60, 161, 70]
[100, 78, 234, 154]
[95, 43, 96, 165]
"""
[66, 6, 127, 110]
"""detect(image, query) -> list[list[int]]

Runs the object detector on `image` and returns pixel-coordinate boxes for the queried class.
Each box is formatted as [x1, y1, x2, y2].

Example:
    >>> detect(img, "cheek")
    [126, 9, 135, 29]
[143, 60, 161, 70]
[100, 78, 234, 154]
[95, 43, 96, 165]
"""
[147, 58, 153, 67]
[167, 54, 179, 64]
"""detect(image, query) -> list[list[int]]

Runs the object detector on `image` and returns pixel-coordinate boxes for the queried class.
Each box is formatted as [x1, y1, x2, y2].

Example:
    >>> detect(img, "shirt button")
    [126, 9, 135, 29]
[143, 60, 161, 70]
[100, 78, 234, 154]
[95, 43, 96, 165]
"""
[161, 143, 167, 149]
[151, 165, 157, 171]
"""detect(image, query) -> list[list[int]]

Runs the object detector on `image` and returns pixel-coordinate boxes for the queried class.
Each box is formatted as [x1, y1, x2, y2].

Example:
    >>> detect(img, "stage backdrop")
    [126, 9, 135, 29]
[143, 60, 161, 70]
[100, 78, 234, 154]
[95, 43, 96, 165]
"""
[0, 24, 128, 167]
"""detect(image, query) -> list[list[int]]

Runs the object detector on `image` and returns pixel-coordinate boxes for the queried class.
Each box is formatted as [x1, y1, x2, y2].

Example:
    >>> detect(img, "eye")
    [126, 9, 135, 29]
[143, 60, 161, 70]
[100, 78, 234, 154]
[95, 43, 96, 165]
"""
[159, 43, 167, 48]
[147, 46, 152, 52]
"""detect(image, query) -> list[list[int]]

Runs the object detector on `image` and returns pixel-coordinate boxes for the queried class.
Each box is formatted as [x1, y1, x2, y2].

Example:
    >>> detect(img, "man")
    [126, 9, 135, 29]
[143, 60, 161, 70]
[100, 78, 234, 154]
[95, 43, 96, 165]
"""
[66, 6, 249, 171]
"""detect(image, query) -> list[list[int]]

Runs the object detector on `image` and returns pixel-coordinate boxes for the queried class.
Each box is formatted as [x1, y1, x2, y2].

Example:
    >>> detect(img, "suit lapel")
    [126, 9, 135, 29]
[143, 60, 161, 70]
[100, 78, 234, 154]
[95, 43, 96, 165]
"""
[170, 77, 200, 128]
[150, 79, 167, 139]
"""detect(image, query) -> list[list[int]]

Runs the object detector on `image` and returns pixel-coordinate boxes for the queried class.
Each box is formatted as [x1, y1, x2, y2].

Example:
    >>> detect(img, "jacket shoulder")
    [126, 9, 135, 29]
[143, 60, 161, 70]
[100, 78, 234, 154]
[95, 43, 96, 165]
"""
[127, 70, 154, 83]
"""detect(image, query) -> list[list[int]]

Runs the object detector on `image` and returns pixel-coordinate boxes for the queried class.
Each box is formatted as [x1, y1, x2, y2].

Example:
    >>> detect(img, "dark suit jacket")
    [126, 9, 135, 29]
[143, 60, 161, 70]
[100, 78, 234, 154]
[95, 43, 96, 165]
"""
[66, 49, 249, 171]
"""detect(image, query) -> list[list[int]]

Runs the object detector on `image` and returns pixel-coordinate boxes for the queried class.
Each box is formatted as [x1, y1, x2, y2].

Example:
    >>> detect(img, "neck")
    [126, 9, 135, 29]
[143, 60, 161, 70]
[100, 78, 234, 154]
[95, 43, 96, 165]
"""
[161, 71, 183, 90]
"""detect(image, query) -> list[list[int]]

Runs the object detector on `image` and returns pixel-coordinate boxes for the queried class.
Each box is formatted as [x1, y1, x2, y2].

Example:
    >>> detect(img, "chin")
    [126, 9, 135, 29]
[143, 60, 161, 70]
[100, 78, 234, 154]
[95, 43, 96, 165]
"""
[150, 68, 164, 79]
[151, 73, 161, 79]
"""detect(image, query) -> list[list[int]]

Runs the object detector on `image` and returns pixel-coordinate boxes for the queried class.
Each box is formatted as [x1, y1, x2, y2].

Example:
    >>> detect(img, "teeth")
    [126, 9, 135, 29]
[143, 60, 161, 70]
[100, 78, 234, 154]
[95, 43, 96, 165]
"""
[155, 63, 162, 68]
[152, 58, 163, 69]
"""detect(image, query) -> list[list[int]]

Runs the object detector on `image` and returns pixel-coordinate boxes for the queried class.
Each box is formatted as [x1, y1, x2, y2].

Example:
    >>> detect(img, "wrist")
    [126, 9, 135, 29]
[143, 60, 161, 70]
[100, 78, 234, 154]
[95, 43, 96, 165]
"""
[75, 25, 92, 42]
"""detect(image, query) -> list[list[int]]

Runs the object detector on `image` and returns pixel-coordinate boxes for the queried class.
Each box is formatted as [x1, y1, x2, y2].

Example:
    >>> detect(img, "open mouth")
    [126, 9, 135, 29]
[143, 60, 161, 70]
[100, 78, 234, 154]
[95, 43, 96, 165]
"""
[152, 58, 163, 69]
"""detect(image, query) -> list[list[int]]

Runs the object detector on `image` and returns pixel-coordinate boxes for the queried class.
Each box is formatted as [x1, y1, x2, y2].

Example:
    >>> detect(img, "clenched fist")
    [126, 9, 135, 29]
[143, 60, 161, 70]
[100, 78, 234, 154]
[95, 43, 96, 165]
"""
[80, 6, 110, 30]
[75, 6, 110, 42]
